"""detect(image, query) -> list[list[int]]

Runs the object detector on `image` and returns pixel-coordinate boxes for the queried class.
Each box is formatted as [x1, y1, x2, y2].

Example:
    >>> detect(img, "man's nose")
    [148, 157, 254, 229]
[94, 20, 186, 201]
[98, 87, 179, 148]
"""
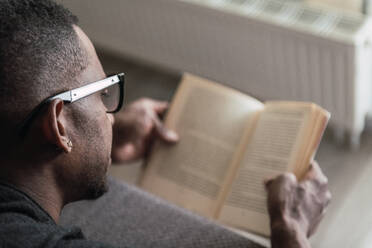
[107, 113, 115, 126]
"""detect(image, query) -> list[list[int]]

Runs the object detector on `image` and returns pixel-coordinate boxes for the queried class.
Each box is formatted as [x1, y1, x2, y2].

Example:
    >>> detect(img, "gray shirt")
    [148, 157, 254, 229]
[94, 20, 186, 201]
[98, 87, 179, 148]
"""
[0, 182, 120, 248]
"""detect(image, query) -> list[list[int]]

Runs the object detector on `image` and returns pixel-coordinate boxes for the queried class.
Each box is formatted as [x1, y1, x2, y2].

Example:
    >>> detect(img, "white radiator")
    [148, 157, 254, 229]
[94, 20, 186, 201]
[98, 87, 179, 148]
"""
[60, 0, 372, 146]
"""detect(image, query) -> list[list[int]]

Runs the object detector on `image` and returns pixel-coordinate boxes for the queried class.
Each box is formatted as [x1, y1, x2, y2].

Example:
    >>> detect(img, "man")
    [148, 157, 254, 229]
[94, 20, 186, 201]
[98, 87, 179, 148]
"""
[0, 0, 330, 248]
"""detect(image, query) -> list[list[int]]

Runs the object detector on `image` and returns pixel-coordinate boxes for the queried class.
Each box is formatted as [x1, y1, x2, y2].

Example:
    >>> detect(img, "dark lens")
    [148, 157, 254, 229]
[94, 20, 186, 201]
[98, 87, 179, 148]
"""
[101, 83, 120, 112]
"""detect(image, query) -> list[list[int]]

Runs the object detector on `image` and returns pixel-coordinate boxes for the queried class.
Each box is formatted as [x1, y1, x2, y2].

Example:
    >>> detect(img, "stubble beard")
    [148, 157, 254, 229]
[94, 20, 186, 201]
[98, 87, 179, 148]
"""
[80, 160, 109, 200]
[78, 109, 113, 200]
[78, 142, 111, 200]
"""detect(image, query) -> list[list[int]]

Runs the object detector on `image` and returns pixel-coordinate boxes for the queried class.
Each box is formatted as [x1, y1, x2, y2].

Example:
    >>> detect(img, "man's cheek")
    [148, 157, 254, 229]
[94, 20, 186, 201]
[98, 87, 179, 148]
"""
[105, 117, 113, 152]
[107, 114, 115, 126]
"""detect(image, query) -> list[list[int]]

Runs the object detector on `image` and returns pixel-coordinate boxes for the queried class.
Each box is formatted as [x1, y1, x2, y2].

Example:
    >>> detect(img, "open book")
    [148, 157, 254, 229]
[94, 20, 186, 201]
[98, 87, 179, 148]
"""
[140, 73, 329, 236]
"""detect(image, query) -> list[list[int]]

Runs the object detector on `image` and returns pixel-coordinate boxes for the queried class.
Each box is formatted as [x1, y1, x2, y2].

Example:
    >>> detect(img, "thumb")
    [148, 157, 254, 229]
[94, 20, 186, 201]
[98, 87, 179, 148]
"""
[263, 176, 275, 190]
[153, 117, 179, 143]
[113, 143, 141, 162]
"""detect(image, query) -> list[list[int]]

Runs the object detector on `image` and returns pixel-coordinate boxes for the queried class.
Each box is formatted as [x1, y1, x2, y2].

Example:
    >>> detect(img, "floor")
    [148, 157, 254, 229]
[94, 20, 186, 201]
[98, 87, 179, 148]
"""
[98, 49, 372, 248]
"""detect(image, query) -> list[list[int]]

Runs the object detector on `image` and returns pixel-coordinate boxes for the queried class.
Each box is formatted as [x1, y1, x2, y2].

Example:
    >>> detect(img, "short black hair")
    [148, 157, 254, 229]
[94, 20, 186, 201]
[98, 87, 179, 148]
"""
[0, 0, 87, 143]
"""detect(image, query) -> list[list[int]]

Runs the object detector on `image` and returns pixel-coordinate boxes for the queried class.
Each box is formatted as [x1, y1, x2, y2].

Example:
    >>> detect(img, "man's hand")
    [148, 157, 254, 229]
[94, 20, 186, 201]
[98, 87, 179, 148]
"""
[112, 98, 179, 163]
[265, 161, 331, 248]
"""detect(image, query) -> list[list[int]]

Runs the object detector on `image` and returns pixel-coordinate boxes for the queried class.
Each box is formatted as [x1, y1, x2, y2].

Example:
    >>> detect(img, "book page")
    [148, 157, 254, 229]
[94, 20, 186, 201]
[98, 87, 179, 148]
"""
[218, 103, 317, 236]
[296, 107, 329, 179]
[141, 74, 264, 217]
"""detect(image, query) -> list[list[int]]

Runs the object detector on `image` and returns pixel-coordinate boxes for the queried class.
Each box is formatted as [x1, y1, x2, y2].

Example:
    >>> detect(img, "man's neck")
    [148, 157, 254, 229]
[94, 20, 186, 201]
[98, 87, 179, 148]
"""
[0, 163, 64, 223]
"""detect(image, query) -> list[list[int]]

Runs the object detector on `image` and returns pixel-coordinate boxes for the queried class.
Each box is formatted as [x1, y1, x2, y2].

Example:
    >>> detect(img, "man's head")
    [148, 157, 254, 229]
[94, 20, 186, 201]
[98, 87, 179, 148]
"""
[0, 0, 114, 202]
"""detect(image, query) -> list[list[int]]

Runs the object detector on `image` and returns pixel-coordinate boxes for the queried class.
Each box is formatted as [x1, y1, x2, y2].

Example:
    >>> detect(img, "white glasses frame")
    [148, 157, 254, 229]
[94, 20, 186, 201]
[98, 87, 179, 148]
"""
[18, 73, 125, 137]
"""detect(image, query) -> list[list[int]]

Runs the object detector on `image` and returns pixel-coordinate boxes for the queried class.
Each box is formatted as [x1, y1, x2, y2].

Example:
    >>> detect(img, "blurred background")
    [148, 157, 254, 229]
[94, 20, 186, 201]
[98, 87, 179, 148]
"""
[58, 0, 372, 247]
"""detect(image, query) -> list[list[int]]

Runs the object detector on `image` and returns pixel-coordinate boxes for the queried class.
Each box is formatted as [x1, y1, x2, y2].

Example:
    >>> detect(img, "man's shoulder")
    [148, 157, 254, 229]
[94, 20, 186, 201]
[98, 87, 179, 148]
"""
[0, 183, 103, 247]
[0, 209, 116, 248]
[0, 210, 39, 225]
[0, 182, 53, 223]
[0, 183, 119, 248]
[0, 203, 83, 247]
[0, 210, 76, 237]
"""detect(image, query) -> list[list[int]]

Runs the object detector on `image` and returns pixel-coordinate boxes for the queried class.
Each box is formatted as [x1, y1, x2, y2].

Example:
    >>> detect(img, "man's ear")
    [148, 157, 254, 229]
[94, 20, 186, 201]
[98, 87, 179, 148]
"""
[40, 99, 72, 153]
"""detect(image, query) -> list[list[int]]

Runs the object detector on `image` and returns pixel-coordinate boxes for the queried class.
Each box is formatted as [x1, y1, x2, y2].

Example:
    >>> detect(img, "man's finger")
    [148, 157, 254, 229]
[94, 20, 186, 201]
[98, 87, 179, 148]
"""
[265, 173, 297, 219]
[153, 117, 179, 143]
[113, 142, 144, 162]
[265, 173, 297, 195]
[149, 100, 169, 114]
[112, 143, 136, 162]
[120, 143, 138, 161]
[302, 161, 328, 185]
[263, 176, 275, 189]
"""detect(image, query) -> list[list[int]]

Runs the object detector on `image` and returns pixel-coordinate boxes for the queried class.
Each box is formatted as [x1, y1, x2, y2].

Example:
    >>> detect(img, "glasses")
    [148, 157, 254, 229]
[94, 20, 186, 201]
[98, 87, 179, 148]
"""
[18, 73, 125, 137]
